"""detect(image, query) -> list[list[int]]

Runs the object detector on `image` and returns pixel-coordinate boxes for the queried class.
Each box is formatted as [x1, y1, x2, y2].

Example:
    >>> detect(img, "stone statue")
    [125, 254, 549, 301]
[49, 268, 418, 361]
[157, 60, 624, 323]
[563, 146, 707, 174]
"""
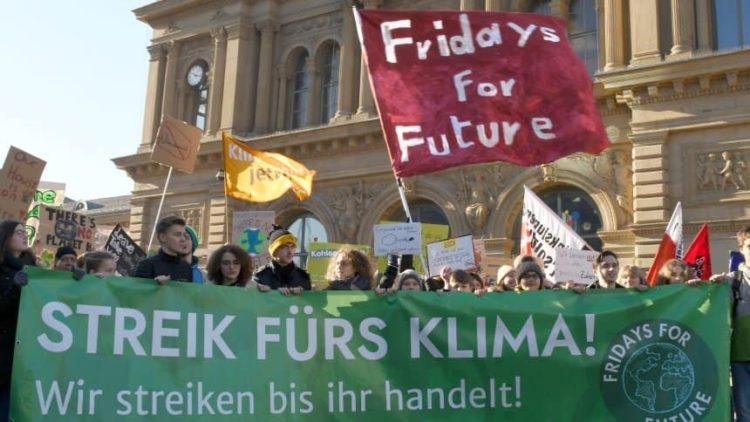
[464, 172, 490, 233]
[719, 151, 744, 191]
[697, 153, 720, 191]
[332, 184, 363, 242]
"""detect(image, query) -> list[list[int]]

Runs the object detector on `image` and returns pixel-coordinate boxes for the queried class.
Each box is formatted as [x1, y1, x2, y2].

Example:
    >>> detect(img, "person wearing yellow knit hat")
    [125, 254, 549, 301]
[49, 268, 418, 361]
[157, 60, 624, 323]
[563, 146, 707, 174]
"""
[252, 224, 311, 295]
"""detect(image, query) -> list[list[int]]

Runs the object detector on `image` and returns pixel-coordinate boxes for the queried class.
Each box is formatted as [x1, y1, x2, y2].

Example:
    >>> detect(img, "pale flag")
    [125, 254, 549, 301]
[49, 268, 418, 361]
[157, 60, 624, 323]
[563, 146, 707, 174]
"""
[519, 186, 590, 281]
[646, 202, 683, 285]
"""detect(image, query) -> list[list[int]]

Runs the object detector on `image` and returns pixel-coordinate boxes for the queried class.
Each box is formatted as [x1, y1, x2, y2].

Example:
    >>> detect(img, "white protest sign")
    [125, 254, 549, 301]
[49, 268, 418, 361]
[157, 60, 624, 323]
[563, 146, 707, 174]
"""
[426, 235, 475, 276]
[373, 222, 422, 256]
[554, 248, 599, 285]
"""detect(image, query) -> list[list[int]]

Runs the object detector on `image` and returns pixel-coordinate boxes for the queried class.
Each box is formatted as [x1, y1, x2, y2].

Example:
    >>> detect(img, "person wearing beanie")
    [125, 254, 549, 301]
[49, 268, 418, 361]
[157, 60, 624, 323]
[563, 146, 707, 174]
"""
[134, 216, 193, 284]
[181, 225, 205, 284]
[396, 269, 424, 291]
[252, 224, 311, 294]
[495, 264, 517, 291]
[515, 259, 545, 291]
[54, 246, 78, 271]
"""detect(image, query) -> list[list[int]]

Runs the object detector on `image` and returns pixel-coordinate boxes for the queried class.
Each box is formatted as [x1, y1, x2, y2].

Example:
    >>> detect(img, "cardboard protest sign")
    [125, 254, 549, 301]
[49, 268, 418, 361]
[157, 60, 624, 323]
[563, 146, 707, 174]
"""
[231, 211, 276, 268]
[104, 224, 146, 276]
[307, 242, 371, 289]
[0, 146, 46, 221]
[355, 10, 609, 177]
[426, 235, 475, 276]
[520, 186, 589, 281]
[554, 248, 599, 285]
[33, 205, 97, 255]
[373, 222, 422, 256]
[151, 115, 202, 173]
[25, 181, 66, 247]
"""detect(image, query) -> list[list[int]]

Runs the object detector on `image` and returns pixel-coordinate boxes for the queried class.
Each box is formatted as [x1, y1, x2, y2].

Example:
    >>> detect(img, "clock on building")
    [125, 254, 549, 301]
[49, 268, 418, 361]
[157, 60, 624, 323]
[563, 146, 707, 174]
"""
[186, 64, 205, 87]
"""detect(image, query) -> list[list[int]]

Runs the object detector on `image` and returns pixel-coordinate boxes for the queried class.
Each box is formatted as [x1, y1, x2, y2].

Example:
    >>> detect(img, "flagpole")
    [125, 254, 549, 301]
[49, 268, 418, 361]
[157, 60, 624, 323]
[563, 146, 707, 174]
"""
[396, 178, 429, 276]
[147, 166, 174, 253]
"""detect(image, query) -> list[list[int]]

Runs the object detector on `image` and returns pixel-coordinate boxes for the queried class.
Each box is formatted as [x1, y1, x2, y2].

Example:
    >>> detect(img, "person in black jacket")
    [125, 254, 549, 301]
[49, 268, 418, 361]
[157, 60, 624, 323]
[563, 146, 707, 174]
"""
[134, 216, 193, 284]
[325, 248, 373, 290]
[0, 220, 34, 420]
[252, 225, 310, 295]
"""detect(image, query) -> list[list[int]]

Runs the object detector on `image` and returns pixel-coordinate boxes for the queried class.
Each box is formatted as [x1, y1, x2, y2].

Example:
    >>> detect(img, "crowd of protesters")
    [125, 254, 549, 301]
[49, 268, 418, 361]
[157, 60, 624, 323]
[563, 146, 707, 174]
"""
[1, 215, 749, 420]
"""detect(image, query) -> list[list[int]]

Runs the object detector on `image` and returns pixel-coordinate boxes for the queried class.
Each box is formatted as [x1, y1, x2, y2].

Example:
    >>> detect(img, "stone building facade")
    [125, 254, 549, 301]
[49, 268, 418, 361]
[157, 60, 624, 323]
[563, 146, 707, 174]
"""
[112, 0, 750, 269]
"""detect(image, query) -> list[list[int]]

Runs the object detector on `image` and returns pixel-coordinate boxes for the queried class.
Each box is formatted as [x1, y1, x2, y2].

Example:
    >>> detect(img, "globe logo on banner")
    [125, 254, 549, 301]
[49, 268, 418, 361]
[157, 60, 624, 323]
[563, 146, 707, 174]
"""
[600, 320, 717, 421]
[239, 227, 267, 255]
[622, 343, 695, 413]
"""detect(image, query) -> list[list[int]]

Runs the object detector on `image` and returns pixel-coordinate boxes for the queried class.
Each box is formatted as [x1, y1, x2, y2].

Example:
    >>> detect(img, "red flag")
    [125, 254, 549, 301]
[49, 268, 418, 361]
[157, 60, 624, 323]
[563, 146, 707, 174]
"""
[683, 224, 712, 281]
[646, 202, 683, 286]
[354, 9, 609, 177]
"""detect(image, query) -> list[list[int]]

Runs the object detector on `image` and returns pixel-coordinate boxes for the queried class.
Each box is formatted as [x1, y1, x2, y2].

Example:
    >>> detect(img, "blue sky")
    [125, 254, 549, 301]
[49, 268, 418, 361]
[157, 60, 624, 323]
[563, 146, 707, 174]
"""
[0, 1, 152, 201]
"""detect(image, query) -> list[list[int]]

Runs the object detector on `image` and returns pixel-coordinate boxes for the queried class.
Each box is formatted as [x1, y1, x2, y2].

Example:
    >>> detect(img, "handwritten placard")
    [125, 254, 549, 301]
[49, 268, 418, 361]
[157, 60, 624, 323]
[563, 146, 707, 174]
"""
[104, 224, 146, 276]
[426, 235, 475, 276]
[34, 205, 97, 255]
[554, 248, 599, 285]
[231, 211, 276, 268]
[151, 115, 202, 173]
[0, 146, 46, 221]
[373, 223, 422, 256]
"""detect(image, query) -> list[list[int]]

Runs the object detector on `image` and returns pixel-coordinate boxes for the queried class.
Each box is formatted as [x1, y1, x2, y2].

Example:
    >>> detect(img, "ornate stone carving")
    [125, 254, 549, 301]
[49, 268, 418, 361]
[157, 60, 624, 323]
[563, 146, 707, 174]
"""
[696, 152, 721, 191]
[280, 13, 341, 37]
[331, 182, 364, 242]
[718, 151, 747, 191]
[593, 149, 633, 218]
[176, 208, 203, 236]
[540, 163, 558, 182]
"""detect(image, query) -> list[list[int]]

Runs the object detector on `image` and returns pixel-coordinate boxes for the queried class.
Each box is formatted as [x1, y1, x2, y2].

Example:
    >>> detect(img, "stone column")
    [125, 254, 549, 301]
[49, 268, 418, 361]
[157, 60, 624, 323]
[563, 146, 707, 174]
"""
[460, 0, 481, 10]
[221, 22, 257, 134]
[355, 0, 381, 117]
[602, 0, 625, 71]
[275, 64, 291, 130]
[306, 57, 321, 125]
[253, 20, 278, 134]
[207, 27, 227, 135]
[208, 196, 229, 247]
[484, 0, 502, 11]
[140, 44, 166, 148]
[629, 0, 662, 65]
[668, 0, 694, 59]
[694, 0, 712, 53]
[332, 4, 357, 121]
[161, 40, 180, 121]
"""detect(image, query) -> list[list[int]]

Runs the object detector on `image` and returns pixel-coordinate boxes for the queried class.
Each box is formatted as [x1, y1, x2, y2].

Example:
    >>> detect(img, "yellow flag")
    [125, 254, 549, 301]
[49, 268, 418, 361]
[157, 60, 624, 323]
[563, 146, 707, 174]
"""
[223, 133, 316, 202]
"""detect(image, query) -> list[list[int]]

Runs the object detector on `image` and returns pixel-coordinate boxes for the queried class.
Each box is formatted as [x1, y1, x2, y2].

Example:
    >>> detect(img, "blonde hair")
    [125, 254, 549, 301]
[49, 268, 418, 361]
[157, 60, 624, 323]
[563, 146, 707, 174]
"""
[618, 264, 646, 286]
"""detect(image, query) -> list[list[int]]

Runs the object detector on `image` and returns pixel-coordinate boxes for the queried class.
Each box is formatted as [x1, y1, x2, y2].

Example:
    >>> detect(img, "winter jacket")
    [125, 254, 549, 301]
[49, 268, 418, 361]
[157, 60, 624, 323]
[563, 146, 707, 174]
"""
[133, 249, 193, 282]
[253, 261, 311, 291]
[327, 274, 372, 290]
[0, 253, 25, 389]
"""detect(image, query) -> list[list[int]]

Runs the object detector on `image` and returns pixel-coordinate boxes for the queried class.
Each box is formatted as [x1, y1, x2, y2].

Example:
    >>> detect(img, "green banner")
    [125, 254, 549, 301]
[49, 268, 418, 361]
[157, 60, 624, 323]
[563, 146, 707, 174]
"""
[12, 267, 730, 421]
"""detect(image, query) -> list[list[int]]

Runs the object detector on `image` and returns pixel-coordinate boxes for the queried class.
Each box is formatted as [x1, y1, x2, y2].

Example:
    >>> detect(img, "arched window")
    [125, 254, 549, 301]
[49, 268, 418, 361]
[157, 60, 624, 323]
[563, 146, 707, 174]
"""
[319, 41, 341, 123]
[288, 213, 327, 268]
[529, 0, 552, 14]
[511, 185, 603, 254]
[569, 0, 599, 76]
[290, 51, 309, 129]
[185, 60, 209, 131]
[714, 0, 750, 50]
[386, 199, 450, 232]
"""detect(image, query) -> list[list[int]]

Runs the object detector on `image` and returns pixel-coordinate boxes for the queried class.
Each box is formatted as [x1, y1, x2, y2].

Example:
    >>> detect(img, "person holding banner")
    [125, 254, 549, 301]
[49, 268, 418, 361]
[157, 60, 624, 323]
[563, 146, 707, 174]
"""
[53, 246, 78, 272]
[495, 265, 518, 292]
[0, 220, 33, 419]
[206, 245, 260, 289]
[395, 269, 424, 291]
[253, 225, 311, 294]
[587, 251, 622, 290]
[84, 251, 117, 276]
[325, 248, 374, 291]
[654, 259, 693, 285]
[617, 264, 648, 290]
[515, 260, 545, 291]
[182, 225, 205, 284]
[134, 216, 193, 284]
